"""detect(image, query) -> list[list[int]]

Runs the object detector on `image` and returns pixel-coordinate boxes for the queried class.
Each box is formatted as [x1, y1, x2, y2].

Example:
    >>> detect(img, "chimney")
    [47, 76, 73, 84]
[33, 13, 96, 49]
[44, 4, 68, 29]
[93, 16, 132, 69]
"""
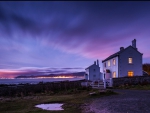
[120, 47, 124, 51]
[132, 39, 136, 48]
[97, 59, 99, 66]
[94, 61, 96, 65]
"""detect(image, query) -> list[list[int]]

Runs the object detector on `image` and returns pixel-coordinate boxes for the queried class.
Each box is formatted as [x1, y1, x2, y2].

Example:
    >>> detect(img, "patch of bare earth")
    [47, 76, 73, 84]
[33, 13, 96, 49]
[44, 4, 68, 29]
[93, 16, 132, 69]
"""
[82, 89, 150, 113]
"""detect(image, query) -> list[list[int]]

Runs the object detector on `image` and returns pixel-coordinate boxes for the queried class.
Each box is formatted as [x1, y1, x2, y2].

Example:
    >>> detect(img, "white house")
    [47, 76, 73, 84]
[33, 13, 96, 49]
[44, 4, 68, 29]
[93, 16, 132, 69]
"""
[85, 60, 103, 81]
[102, 39, 143, 79]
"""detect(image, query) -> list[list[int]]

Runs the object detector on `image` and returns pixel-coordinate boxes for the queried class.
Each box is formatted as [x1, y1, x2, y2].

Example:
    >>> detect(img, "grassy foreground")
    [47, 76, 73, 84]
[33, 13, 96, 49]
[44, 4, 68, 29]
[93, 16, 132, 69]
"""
[0, 88, 115, 113]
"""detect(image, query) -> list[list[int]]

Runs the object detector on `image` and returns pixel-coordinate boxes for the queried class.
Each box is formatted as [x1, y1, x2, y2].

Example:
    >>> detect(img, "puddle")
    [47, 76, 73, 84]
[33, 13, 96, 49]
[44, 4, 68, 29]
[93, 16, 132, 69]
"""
[35, 103, 64, 111]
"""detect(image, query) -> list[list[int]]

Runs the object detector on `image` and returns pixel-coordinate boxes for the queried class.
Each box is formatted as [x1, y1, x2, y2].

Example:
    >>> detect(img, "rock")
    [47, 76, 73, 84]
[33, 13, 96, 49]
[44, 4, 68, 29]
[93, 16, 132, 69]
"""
[89, 92, 96, 96]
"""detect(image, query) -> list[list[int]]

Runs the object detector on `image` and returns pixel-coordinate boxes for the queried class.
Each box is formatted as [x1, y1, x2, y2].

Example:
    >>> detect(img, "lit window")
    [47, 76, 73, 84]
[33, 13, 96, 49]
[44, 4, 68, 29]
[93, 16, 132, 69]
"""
[113, 59, 116, 65]
[108, 61, 110, 66]
[113, 72, 116, 78]
[128, 71, 134, 77]
[128, 58, 133, 64]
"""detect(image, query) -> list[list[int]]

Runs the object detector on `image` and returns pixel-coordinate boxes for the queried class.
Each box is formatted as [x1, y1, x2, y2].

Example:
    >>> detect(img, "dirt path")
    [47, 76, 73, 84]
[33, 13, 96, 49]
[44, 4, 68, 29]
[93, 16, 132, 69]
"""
[83, 89, 150, 113]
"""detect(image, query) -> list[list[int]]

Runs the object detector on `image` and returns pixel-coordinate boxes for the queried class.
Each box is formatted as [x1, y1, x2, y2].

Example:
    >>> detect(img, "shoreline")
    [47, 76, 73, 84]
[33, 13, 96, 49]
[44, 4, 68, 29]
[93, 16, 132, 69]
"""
[0, 78, 84, 85]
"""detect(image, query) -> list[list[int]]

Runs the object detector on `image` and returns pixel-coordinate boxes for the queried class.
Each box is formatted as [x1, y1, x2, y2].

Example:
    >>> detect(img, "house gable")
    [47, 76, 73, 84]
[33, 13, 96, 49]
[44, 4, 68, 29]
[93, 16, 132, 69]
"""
[120, 45, 143, 56]
[118, 46, 143, 77]
[85, 60, 103, 81]
[102, 39, 143, 78]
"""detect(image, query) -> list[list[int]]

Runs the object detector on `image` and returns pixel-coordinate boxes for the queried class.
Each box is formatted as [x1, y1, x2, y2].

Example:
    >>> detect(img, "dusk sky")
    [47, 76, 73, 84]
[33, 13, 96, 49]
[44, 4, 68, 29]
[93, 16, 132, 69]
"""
[0, 1, 150, 78]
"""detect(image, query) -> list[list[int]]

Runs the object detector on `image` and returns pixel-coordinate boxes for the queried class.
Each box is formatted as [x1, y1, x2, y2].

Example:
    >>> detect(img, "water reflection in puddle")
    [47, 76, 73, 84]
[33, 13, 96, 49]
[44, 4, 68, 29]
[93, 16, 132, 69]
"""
[35, 103, 64, 111]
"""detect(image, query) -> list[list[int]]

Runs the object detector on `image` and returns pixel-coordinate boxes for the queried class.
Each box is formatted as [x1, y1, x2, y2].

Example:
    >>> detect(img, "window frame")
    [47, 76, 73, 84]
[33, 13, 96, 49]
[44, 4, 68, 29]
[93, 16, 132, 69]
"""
[108, 60, 110, 67]
[128, 57, 133, 64]
[113, 59, 116, 65]
[113, 71, 116, 78]
[128, 71, 134, 77]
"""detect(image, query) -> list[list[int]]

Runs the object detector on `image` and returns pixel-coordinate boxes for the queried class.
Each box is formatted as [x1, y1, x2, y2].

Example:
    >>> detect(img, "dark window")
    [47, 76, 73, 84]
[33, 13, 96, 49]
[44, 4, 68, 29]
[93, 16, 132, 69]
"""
[93, 69, 95, 71]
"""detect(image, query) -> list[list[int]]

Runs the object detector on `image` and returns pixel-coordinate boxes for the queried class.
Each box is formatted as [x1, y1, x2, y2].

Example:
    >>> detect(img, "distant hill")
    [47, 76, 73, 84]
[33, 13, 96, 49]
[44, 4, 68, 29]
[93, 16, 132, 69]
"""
[15, 72, 85, 78]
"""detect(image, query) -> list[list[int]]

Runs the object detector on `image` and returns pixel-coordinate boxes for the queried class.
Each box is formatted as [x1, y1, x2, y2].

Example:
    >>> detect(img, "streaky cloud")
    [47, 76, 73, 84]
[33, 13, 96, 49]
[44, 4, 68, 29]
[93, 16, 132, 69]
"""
[0, 2, 150, 77]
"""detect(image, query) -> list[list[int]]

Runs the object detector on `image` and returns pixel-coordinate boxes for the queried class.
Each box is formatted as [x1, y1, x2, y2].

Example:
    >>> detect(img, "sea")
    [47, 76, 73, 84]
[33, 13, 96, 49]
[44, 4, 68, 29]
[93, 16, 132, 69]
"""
[0, 78, 84, 85]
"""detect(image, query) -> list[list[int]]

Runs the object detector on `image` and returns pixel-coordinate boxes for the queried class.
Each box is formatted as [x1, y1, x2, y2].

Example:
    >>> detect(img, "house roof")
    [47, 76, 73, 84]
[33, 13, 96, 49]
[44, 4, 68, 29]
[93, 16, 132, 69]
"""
[85, 64, 95, 70]
[102, 45, 143, 63]
[102, 51, 120, 63]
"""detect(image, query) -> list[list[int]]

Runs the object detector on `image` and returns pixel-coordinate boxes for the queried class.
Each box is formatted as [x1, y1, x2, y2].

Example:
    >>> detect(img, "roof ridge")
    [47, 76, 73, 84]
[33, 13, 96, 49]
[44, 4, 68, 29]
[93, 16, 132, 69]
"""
[102, 45, 143, 63]
[85, 64, 95, 69]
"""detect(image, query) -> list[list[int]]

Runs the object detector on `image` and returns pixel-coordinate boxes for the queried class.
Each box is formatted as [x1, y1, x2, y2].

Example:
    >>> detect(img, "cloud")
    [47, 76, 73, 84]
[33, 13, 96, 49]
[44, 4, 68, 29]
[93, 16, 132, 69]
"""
[0, 67, 84, 78]
[0, 2, 150, 74]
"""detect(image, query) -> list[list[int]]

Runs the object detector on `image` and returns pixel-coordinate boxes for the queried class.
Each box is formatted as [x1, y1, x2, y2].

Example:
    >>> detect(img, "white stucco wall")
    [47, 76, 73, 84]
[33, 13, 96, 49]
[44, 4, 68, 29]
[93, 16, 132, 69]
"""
[89, 64, 100, 81]
[100, 72, 103, 80]
[105, 73, 111, 79]
[85, 69, 89, 80]
[103, 56, 119, 78]
[119, 47, 142, 77]
[85, 64, 103, 81]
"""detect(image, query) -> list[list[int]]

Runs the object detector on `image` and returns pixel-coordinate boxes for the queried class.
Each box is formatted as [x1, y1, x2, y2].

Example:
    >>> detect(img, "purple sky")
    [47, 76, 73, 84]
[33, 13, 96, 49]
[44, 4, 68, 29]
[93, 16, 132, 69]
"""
[0, 1, 150, 78]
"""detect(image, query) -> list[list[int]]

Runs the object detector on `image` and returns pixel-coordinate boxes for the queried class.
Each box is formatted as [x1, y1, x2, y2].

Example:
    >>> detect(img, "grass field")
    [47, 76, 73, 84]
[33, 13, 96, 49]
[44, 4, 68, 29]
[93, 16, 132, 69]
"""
[0, 88, 115, 113]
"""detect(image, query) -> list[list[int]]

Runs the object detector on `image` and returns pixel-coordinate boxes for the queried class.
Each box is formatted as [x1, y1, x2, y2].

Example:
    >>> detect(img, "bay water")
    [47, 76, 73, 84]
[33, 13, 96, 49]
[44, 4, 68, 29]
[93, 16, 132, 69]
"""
[0, 78, 84, 84]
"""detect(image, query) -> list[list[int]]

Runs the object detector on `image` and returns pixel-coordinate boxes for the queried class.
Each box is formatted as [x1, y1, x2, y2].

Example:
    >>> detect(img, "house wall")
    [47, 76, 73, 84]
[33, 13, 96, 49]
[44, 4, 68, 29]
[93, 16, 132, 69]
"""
[100, 72, 104, 80]
[103, 56, 119, 78]
[85, 64, 103, 81]
[85, 69, 89, 80]
[119, 47, 142, 77]
[89, 64, 101, 81]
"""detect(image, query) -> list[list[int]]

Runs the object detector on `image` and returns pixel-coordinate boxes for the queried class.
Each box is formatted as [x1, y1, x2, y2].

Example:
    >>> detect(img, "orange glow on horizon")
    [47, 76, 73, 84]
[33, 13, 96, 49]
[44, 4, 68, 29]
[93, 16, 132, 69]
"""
[0, 69, 84, 79]
[37, 76, 75, 79]
[0, 69, 22, 78]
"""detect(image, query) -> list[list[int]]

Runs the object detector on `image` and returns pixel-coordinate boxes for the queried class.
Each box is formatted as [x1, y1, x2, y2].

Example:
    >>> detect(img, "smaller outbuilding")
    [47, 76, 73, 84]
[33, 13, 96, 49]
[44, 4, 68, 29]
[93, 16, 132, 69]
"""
[85, 60, 103, 81]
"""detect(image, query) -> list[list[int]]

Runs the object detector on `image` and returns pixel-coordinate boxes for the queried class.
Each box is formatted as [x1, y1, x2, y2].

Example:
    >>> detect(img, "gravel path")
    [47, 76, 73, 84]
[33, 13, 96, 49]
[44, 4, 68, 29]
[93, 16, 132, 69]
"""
[83, 89, 150, 113]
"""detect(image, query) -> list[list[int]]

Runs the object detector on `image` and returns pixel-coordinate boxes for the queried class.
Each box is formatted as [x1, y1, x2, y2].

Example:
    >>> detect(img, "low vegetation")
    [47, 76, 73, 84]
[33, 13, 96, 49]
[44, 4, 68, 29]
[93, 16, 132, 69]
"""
[0, 81, 82, 97]
[0, 87, 116, 113]
[143, 63, 150, 75]
[116, 84, 150, 90]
